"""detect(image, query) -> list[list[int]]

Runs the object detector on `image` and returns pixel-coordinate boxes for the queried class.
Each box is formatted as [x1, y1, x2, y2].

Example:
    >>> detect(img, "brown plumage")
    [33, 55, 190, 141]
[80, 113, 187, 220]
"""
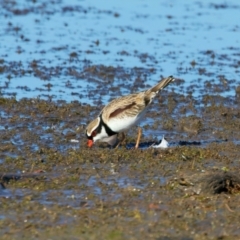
[86, 76, 174, 148]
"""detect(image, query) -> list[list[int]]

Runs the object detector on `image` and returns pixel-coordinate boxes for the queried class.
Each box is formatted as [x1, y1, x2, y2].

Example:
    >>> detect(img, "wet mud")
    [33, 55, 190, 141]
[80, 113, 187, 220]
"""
[0, 92, 240, 240]
[1, 0, 240, 240]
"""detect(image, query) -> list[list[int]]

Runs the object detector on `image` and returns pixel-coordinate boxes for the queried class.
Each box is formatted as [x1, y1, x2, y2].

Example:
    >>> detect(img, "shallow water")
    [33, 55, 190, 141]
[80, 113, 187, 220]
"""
[0, 0, 239, 103]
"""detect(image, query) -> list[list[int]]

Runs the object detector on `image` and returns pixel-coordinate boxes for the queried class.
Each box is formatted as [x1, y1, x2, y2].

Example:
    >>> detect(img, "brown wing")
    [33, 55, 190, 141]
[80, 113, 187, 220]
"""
[100, 93, 146, 122]
[109, 102, 137, 118]
[99, 76, 174, 123]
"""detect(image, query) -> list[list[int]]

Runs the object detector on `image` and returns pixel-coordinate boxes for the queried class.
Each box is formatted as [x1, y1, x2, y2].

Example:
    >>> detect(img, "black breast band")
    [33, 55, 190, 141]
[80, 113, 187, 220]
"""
[99, 114, 117, 136]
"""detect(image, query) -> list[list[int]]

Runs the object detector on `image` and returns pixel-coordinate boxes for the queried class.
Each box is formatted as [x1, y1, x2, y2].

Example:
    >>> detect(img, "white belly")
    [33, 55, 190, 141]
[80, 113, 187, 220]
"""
[107, 108, 147, 132]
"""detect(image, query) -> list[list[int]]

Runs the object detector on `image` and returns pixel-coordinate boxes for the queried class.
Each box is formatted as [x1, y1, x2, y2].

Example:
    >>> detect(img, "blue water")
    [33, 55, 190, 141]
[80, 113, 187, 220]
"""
[0, 0, 239, 102]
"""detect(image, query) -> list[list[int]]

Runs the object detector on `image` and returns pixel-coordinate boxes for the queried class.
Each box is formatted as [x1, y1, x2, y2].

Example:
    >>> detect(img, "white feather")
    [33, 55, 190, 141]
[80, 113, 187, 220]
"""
[152, 135, 169, 149]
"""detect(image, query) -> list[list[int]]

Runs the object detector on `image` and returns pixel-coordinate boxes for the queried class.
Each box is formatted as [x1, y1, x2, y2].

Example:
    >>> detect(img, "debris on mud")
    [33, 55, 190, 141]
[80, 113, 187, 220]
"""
[202, 172, 240, 194]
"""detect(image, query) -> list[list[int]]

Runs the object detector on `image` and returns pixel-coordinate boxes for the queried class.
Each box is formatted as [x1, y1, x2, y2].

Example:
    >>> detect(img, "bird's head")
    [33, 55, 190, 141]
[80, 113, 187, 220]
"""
[86, 116, 118, 147]
[86, 117, 101, 147]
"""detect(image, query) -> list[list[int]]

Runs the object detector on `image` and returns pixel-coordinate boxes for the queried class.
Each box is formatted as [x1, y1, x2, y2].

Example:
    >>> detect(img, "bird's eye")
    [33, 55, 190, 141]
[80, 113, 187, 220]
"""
[92, 130, 97, 137]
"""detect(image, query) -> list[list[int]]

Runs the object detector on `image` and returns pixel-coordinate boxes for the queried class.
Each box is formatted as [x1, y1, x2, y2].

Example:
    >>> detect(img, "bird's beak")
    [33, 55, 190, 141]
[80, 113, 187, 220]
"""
[87, 139, 93, 147]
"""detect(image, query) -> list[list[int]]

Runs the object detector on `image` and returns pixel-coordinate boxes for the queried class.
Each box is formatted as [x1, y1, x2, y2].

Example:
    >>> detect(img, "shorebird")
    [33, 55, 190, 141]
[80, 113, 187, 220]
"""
[86, 76, 174, 148]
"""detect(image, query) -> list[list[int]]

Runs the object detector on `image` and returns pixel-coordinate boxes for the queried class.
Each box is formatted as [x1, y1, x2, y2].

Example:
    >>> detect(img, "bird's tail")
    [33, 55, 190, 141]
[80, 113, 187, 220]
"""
[148, 76, 174, 94]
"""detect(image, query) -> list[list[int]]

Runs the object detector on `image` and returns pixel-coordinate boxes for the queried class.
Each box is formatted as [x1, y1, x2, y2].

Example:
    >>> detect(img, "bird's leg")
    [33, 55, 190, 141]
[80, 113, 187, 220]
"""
[114, 132, 126, 149]
[135, 127, 142, 149]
